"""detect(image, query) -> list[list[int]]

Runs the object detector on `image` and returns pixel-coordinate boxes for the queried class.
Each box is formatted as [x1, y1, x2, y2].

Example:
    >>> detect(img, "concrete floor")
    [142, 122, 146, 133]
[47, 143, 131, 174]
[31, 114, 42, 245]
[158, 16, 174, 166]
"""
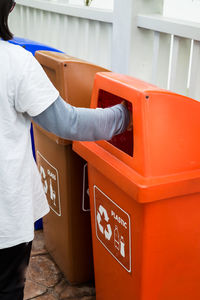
[24, 230, 96, 300]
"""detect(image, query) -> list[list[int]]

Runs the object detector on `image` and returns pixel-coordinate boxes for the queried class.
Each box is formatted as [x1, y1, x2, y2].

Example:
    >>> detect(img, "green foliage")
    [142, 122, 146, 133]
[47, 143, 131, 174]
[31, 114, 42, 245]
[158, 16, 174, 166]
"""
[85, 0, 93, 6]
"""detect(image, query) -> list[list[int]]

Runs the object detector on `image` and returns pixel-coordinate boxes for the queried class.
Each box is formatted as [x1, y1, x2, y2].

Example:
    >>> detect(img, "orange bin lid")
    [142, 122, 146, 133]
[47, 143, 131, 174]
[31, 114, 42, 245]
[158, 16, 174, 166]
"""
[73, 72, 200, 203]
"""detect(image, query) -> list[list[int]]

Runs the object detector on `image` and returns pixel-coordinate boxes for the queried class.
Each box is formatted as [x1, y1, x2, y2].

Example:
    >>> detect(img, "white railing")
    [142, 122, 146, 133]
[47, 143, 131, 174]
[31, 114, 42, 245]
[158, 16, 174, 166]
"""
[9, 0, 200, 101]
[9, 0, 113, 69]
[136, 14, 200, 101]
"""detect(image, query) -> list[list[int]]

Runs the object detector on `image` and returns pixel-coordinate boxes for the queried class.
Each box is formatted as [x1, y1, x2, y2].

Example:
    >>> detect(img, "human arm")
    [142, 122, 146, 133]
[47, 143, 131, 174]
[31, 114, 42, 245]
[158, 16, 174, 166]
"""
[32, 95, 130, 141]
[12, 49, 129, 140]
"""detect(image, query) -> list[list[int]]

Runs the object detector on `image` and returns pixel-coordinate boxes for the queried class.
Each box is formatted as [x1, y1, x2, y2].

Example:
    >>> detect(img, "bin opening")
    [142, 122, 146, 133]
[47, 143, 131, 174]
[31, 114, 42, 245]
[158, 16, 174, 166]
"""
[98, 90, 133, 156]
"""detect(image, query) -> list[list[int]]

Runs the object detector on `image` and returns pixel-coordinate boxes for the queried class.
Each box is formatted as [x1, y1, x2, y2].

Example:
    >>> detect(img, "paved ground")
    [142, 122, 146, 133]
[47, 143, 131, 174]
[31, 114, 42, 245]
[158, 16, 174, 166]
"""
[24, 230, 96, 300]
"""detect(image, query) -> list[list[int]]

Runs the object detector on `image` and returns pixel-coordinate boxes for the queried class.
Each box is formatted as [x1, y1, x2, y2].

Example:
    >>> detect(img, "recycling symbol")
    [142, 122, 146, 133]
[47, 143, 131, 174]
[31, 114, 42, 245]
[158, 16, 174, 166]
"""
[97, 205, 112, 240]
[40, 165, 48, 194]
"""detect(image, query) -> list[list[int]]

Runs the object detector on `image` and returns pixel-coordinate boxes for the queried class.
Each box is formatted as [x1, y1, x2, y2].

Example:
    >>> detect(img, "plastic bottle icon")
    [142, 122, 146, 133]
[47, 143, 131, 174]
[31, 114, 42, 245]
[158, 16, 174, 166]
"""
[40, 166, 48, 194]
[120, 236, 125, 257]
[50, 178, 56, 205]
[114, 225, 120, 250]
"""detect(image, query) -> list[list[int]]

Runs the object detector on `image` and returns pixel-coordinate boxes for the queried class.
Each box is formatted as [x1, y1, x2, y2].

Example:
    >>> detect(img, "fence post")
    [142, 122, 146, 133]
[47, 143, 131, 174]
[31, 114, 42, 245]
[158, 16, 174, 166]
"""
[111, 0, 133, 74]
[111, 0, 164, 76]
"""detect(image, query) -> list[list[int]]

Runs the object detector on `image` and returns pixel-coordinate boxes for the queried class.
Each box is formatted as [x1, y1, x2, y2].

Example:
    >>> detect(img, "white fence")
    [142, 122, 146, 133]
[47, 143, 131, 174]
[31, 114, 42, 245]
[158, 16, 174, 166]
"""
[9, 0, 113, 69]
[136, 14, 200, 100]
[9, 0, 200, 101]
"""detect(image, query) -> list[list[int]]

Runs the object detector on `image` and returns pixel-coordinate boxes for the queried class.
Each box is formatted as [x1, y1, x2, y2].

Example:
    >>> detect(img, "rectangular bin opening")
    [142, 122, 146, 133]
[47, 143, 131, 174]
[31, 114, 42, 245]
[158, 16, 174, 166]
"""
[98, 90, 133, 157]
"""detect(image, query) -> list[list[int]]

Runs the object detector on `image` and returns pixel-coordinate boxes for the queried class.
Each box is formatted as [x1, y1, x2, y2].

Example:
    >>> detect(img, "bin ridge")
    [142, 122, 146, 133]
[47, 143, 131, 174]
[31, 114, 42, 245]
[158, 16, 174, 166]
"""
[73, 140, 200, 203]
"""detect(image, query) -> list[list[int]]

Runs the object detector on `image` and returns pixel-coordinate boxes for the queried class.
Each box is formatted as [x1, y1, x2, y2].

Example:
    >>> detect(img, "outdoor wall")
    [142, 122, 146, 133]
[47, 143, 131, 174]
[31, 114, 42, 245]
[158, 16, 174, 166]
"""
[164, 0, 200, 22]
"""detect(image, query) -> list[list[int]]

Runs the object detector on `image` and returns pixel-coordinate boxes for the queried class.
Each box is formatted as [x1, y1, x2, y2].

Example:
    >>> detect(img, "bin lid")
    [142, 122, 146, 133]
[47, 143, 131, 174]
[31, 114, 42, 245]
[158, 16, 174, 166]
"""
[73, 72, 200, 202]
[9, 37, 63, 55]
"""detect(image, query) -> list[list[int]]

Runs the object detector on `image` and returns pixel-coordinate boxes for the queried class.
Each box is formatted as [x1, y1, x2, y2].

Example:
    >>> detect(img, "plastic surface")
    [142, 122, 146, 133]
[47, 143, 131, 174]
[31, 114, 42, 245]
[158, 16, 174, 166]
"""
[32, 51, 109, 283]
[74, 72, 200, 203]
[9, 37, 63, 55]
[73, 72, 200, 299]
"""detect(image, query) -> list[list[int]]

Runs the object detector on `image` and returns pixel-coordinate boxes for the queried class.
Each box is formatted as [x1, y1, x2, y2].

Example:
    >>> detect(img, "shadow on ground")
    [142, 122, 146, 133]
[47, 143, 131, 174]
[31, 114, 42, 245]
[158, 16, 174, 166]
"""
[24, 230, 96, 300]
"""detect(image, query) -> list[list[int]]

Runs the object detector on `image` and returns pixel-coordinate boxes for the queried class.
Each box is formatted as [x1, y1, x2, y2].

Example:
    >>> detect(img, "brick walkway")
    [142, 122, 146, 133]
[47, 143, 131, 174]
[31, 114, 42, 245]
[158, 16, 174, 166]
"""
[24, 230, 96, 300]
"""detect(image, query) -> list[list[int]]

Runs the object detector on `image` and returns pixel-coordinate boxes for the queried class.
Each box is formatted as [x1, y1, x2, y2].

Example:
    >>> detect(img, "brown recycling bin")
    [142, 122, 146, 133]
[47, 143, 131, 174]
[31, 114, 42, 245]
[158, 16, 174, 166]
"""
[32, 51, 108, 284]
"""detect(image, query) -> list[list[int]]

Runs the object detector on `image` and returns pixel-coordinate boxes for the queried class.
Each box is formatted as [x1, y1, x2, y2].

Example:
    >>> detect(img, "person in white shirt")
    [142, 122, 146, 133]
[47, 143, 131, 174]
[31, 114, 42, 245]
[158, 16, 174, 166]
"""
[0, 0, 131, 299]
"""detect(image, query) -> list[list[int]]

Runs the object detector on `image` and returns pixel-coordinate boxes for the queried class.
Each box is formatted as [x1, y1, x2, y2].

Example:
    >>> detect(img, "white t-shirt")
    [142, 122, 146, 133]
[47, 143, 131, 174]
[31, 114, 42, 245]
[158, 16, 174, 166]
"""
[0, 40, 59, 249]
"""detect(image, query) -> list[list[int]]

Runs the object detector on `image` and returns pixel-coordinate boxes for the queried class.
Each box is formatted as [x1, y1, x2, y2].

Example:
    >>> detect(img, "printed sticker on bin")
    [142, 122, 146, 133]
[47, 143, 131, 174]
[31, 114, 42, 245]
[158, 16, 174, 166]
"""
[37, 151, 61, 216]
[94, 186, 131, 272]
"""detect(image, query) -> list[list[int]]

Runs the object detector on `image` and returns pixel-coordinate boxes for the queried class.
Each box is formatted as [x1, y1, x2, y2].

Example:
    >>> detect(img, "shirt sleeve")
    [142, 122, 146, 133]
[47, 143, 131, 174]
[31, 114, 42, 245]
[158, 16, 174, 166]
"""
[14, 51, 59, 117]
[33, 96, 130, 141]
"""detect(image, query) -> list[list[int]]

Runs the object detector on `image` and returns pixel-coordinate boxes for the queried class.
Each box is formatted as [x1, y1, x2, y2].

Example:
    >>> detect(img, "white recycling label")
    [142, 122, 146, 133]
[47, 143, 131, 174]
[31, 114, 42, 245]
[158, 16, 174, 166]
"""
[37, 151, 61, 216]
[94, 185, 131, 273]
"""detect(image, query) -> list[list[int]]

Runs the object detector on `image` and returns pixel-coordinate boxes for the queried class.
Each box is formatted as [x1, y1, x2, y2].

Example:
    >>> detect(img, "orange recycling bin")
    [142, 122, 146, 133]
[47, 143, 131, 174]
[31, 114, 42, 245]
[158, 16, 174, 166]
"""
[32, 51, 108, 284]
[73, 72, 200, 299]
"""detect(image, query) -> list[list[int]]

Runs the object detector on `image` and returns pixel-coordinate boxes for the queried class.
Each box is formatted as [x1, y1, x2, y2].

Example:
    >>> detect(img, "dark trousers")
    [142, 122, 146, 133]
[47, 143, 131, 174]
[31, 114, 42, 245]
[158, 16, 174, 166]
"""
[0, 242, 32, 300]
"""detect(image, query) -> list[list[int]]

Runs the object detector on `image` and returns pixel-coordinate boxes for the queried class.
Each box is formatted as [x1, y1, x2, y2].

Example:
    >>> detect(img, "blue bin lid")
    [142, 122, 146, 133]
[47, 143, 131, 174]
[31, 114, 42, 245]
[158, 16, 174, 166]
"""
[9, 36, 63, 55]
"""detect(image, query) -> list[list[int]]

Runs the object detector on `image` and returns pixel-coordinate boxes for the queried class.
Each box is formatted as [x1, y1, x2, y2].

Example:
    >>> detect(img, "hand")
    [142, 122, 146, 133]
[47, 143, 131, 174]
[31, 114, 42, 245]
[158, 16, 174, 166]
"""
[121, 101, 133, 131]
